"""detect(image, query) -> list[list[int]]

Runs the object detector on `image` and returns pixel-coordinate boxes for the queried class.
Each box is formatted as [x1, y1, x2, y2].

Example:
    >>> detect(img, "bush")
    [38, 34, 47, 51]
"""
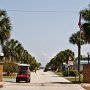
[3, 61, 17, 76]
[80, 70, 83, 74]
[69, 70, 78, 76]
[62, 70, 67, 76]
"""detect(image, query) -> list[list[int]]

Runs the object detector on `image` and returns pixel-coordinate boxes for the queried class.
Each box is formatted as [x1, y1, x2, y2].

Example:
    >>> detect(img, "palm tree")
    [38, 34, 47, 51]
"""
[80, 4, 90, 22]
[22, 50, 29, 63]
[49, 57, 57, 71]
[80, 4, 90, 43]
[56, 49, 74, 72]
[64, 49, 74, 64]
[0, 10, 11, 52]
[15, 43, 24, 63]
[56, 51, 65, 71]
[69, 31, 87, 82]
[47, 49, 74, 72]
[69, 31, 87, 66]
[3, 39, 19, 61]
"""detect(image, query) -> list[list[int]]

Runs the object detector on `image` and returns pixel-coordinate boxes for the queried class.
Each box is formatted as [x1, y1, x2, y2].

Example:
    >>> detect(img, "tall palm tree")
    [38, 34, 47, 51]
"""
[0, 10, 12, 52]
[15, 43, 24, 63]
[64, 49, 74, 64]
[69, 31, 86, 46]
[69, 31, 87, 81]
[3, 39, 19, 61]
[69, 31, 87, 66]
[49, 57, 57, 71]
[80, 5, 90, 43]
[56, 51, 65, 71]
[47, 49, 74, 72]
[80, 4, 90, 22]
[22, 50, 28, 63]
[56, 49, 74, 72]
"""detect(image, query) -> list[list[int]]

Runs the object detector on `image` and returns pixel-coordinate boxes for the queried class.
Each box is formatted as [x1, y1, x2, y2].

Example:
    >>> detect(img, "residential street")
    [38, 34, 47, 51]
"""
[1, 69, 85, 90]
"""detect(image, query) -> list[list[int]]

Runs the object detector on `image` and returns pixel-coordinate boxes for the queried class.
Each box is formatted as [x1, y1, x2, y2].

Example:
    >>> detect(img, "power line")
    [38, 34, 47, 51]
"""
[7, 9, 78, 14]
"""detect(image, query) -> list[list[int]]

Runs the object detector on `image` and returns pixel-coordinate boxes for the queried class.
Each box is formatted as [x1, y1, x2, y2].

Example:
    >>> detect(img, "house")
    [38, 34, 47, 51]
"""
[74, 60, 90, 71]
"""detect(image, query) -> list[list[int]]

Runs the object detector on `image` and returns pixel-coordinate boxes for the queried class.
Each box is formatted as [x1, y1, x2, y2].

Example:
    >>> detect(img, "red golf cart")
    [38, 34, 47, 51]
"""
[16, 64, 31, 83]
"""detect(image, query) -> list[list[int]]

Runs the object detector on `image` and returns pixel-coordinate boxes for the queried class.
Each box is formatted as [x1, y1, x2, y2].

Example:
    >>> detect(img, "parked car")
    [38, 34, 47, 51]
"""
[16, 64, 31, 83]
[43, 68, 48, 72]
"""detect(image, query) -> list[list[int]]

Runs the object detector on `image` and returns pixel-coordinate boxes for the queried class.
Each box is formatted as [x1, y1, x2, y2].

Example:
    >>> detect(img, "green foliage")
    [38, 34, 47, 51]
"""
[62, 69, 78, 76]
[69, 70, 78, 76]
[80, 4, 90, 43]
[82, 23, 90, 36]
[80, 4, 90, 22]
[62, 70, 67, 76]
[0, 9, 40, 73]
[0, 9, 12, 51]
[81, 23, 90, 43]
[69, 31, 87, 46]
[80, 70, 83, 74]
[3, 61, 17, 75]
[65, 77, 83, 83]
[2, 39, 41, 72]
[30, 60, 41, 71]
[45, 49, 75, 73]
[3, 75, 15, 78]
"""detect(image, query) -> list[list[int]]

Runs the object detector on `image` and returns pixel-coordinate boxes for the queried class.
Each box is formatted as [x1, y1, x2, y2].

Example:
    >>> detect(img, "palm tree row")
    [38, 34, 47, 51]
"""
[45, 4, 90, 73]
[3, 39, 32, 63]
[2, 39, 41, 71]
[45, 49, 74, 72]
[69, 4, 90, 82]
[0, 9, 41, 75]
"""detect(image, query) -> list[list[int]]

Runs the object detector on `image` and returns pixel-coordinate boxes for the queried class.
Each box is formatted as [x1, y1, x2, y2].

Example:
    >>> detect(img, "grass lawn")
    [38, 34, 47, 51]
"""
[65, 76, 83, 83]
[55, 72, 63, 77]
[65, 76, 90, 90]
[3, 75, 16, 79]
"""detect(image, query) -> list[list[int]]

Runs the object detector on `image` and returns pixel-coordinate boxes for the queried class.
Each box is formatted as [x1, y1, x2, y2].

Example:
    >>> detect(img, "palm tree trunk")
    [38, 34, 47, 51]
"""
[78, 44, 81, 82]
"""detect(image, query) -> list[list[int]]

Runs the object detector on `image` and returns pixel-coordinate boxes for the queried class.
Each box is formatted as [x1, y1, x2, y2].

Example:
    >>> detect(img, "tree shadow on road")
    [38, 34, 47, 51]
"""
[4, 80, 28, 83]
[47, 81, 81, 84]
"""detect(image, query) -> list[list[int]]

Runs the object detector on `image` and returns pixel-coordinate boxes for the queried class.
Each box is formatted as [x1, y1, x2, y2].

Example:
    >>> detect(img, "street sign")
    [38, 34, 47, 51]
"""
[68, 60, 73, 65]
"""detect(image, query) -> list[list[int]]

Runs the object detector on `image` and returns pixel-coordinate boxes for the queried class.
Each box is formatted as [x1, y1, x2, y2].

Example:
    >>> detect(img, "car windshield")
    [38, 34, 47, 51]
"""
[17, 66, 28, 74]
[18, 66, 28, 70]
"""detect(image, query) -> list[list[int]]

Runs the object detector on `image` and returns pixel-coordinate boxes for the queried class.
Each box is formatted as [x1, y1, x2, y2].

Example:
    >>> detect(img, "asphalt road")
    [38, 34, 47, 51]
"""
[1, 69, 85, 90]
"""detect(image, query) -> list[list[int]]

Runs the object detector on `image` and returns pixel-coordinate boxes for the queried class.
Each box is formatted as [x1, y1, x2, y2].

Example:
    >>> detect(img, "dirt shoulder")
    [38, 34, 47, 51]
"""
[81, 83, 90, 90]
[0, 82, 3, 88]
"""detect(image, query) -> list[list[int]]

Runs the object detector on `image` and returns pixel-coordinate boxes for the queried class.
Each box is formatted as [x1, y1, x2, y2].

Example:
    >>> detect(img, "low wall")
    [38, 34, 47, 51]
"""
[0, 65, 3, 82]
[83, 64, 90, 83]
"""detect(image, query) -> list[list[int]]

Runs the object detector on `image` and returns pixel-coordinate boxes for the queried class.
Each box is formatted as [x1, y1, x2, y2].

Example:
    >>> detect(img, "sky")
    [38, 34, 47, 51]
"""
[0, 0, 90, 66]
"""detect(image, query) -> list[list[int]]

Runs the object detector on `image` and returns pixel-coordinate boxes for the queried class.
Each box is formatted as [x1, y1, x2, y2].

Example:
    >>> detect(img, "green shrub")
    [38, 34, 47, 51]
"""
[69, 70, 78, 76]
[80, 70, 83, 74]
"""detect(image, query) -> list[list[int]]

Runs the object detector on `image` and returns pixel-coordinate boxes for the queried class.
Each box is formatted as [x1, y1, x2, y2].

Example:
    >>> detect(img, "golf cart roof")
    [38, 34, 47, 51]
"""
[18, 64, 30, 67]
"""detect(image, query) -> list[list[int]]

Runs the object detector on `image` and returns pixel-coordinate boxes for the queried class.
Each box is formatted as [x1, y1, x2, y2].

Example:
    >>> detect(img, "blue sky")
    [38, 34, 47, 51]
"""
[0, 0, 90, 66]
